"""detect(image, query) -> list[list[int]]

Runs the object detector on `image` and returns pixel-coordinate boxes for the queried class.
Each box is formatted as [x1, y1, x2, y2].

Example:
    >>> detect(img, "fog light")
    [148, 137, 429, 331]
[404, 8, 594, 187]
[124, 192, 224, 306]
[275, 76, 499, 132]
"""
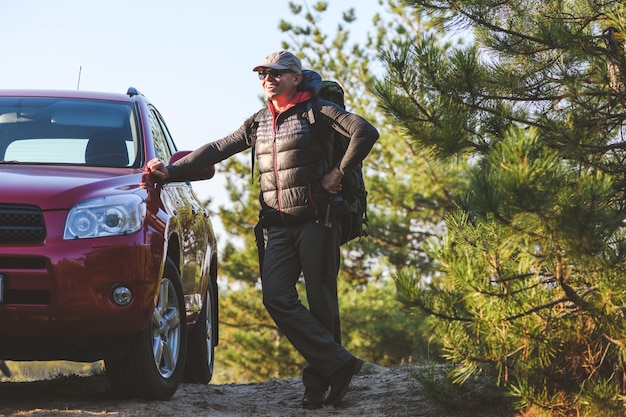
[112, 286, 133, 306]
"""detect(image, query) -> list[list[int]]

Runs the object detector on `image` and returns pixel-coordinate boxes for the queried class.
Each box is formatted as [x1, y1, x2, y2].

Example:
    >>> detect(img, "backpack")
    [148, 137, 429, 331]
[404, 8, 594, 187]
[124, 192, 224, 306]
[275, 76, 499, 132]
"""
[249, 70, 369, 246]
[302, 74, 369, 245]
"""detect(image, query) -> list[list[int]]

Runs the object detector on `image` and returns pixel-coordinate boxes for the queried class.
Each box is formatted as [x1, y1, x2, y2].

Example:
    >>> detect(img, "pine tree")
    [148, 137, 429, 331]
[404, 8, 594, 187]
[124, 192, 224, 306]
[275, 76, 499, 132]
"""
[376, 1, 626, 414]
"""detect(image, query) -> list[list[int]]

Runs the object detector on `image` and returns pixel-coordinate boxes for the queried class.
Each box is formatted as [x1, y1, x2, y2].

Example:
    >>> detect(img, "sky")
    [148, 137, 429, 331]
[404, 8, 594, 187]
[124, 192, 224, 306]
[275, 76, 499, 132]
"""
[0, 0, 382, 241]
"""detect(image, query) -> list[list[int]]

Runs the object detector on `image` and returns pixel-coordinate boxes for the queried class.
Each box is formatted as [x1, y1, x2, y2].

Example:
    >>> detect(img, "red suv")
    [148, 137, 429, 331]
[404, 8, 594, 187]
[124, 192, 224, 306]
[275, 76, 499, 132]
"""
[0, 88, 218, 400]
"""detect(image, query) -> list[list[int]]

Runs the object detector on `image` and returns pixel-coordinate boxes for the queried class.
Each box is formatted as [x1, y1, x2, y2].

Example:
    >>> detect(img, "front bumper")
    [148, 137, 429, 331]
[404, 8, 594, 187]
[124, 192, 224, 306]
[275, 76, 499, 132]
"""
[0, 211, 165, 360]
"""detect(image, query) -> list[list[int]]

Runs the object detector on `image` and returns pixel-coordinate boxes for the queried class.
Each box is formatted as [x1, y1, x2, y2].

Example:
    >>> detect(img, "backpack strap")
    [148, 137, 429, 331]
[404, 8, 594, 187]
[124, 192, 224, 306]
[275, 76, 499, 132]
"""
[305, 97, 338, 172]
[306, 97, 318, 126]
[306, 97, 354, 175]
[247, 109, 266, 183]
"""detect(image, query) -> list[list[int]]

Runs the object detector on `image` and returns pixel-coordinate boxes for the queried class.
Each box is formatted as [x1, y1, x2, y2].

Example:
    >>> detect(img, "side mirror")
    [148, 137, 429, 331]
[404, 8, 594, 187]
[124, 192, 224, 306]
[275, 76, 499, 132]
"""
[169, 151, 215, 181]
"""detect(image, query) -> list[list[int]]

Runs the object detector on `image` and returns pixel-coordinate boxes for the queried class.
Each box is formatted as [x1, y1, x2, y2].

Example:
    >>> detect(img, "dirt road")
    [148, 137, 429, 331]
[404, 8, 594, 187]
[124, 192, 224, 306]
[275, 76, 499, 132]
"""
[0, 364, 514, 417]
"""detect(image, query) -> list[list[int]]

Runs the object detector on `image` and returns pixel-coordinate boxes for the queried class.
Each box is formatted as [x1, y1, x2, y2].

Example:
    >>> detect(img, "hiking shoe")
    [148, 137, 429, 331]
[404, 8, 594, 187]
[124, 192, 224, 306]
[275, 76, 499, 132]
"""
[302, 389, 327, 409]
[325, 357, 364, 406]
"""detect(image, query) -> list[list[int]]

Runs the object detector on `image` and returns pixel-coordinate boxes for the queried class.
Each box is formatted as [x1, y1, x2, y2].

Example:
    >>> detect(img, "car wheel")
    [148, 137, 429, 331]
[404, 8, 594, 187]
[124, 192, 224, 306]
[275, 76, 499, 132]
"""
[105, 258, 187, 400]
[184, 283, 215, 383]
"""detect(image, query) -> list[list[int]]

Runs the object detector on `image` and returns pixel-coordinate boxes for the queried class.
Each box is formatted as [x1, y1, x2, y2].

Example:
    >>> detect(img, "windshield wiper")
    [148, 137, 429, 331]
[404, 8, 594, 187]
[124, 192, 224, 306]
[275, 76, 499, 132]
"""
[0, 160, 20, 164]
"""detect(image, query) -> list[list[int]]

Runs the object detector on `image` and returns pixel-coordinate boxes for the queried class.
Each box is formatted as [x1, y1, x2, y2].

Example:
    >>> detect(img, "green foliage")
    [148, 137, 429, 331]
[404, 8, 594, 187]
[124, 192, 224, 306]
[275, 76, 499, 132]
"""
[379, 1, 626, 414]
[3, 361, 103, 381]
[214, 145, 264, 285]
[213, 282, 303, 383]
[338, 277, 432, 364]
[412, 364, 515, 416]
[213, 278, 430, 383]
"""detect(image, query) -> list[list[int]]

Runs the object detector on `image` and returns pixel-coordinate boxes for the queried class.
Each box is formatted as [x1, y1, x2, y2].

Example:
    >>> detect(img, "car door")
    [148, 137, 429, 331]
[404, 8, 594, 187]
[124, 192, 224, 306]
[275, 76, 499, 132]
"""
[147, 106, 207, 298]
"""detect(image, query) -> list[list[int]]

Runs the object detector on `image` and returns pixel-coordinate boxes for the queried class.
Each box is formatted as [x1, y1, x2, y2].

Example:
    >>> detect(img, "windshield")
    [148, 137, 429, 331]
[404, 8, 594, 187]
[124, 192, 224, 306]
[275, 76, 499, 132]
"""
[0, 97, 138, 167]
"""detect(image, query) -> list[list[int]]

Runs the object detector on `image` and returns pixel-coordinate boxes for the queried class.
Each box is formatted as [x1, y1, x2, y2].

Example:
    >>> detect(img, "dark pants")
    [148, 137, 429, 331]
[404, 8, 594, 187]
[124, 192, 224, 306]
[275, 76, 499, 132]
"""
[261, 220, 353, 392]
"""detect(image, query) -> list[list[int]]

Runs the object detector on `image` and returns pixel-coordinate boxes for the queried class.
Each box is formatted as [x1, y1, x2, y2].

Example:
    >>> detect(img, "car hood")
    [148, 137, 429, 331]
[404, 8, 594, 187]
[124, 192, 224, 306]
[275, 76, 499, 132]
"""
[0, 165, 145, 210]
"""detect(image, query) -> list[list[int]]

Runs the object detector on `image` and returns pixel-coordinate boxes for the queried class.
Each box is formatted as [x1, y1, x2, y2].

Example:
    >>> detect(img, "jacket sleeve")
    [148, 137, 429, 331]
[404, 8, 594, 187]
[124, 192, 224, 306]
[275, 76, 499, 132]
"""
[166, 114, 257, 182]
[318, 102, 379, 175]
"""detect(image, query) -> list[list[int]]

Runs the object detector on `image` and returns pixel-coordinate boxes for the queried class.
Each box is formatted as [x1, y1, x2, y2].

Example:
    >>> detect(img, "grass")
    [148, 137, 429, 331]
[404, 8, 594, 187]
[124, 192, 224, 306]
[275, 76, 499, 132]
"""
[1, 360, 104, 382]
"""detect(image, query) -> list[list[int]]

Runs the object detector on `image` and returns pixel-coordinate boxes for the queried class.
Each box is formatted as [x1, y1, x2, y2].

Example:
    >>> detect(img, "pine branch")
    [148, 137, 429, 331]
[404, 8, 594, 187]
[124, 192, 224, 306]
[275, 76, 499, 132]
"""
[504, 297, 569, 321]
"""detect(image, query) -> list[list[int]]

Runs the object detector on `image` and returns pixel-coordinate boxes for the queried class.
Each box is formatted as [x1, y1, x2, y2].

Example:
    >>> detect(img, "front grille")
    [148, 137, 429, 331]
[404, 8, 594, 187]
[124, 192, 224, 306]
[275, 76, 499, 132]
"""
[0, 205, 46, 244]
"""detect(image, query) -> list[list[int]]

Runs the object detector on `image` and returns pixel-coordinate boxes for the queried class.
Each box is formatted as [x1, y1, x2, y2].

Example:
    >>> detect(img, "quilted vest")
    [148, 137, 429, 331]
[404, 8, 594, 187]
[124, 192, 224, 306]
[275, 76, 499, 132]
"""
[254, 103, 328, 227]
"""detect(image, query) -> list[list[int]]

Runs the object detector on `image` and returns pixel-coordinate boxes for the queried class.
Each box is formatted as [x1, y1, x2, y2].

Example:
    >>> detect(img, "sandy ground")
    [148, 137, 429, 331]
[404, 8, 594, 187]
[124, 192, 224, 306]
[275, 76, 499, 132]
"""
[0, 363, 516, 417]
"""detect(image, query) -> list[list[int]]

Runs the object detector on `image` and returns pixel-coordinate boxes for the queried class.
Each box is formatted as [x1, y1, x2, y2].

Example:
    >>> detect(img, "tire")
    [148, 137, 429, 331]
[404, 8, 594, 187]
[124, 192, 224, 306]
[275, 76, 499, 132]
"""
[105, 258, 187, 400]
[184, 282, 215, 384]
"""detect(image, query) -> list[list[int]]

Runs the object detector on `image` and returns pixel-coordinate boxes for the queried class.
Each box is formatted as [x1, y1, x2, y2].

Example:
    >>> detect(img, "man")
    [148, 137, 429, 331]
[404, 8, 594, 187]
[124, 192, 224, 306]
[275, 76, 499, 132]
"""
[145, 51, 379, 409]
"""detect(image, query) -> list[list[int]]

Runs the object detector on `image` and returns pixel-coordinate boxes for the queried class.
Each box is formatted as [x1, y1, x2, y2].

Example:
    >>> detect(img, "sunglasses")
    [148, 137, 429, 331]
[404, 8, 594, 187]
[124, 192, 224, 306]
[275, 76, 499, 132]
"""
[257, 69, 293, 80]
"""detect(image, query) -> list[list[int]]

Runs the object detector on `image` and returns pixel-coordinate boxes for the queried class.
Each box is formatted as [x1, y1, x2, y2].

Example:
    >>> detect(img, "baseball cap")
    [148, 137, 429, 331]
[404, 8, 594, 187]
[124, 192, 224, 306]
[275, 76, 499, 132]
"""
[252, 51, 302, 74]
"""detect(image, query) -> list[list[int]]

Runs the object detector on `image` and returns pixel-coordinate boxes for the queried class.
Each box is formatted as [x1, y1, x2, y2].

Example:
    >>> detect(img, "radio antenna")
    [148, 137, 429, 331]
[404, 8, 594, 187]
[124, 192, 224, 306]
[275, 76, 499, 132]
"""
[76, 66, 82, 90]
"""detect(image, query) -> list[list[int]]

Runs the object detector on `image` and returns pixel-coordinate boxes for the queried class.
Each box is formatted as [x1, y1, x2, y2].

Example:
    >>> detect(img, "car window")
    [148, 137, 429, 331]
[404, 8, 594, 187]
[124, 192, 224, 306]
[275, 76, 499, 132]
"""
[148, 108, 168, 160]
[0, 97, 138, 167]
[6, 138, 88, 163]
[5, 138, 138, 164]
[148, 106, 177, 162]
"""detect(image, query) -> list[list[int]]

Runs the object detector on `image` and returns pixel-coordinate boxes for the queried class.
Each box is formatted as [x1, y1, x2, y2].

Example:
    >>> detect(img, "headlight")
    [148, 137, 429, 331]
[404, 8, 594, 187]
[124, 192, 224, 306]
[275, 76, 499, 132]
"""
[64, 195, 146, 239]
